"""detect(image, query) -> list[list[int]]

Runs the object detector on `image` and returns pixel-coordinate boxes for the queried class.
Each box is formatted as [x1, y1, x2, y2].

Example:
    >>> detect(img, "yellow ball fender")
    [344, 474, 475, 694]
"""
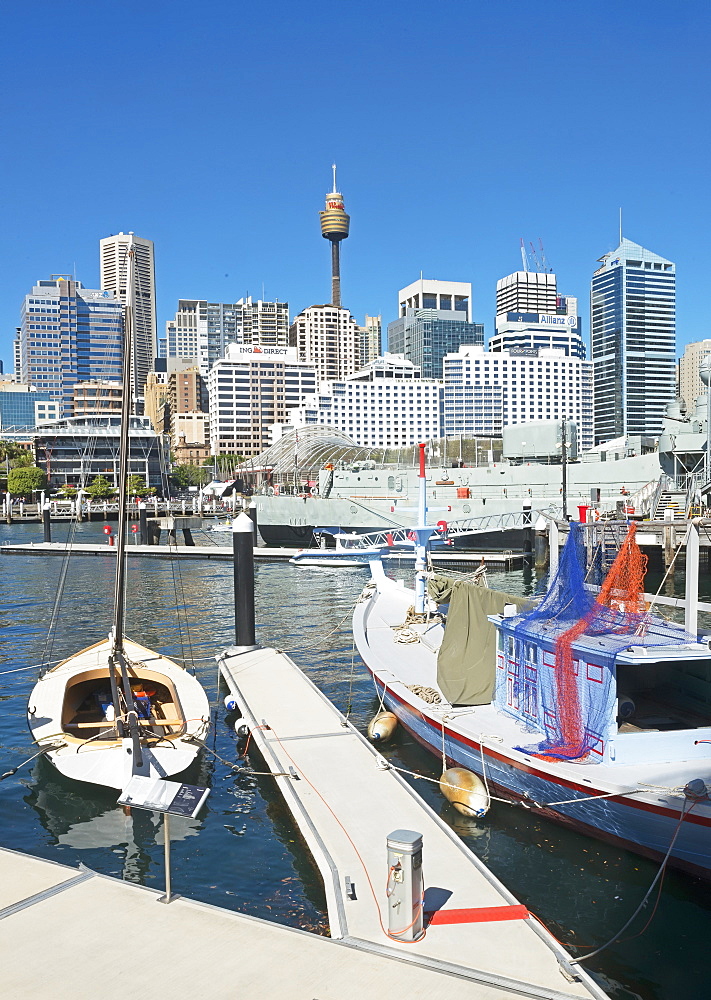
[439, 767, 489, 817]
[367, 711, 398, 742]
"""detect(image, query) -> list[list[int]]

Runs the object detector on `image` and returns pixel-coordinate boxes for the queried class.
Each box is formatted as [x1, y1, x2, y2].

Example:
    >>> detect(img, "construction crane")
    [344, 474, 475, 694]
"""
[520, 238, 553, 273]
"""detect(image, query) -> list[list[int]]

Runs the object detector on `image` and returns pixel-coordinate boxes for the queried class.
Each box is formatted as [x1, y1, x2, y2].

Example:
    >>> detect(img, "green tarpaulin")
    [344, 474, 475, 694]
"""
[428, 576, 534, 706]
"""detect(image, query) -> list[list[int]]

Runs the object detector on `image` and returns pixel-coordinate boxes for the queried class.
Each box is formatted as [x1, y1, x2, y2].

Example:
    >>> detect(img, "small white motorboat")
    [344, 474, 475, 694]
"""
[290, 529, 384, 567]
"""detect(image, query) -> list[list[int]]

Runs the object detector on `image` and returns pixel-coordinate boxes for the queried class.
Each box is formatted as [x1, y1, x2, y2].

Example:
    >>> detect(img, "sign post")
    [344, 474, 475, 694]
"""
[118, 775, 210, 903]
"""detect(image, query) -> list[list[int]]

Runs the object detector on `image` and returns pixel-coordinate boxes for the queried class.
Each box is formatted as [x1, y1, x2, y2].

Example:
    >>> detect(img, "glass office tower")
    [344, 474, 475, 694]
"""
[591, 238, 676, 444]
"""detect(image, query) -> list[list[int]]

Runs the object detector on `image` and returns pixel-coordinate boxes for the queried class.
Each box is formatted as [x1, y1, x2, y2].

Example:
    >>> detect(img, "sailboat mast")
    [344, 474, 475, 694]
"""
[112, 238, 135, 653]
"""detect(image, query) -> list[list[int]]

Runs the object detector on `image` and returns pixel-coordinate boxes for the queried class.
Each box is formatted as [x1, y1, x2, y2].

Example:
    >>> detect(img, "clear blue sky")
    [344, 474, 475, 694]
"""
[1, 0, 709, 372]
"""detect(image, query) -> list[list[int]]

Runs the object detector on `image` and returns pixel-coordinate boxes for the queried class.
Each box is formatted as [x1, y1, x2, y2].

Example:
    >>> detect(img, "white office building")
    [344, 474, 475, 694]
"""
[208, 344, 317, 457]
[99, 232, 157, 406]
[443, 345, 594, 452]
[286, 355, 441, 447]
[495, 271, 557, 316]
[398, 278, 473, 321]
[290, 304, 359, 382]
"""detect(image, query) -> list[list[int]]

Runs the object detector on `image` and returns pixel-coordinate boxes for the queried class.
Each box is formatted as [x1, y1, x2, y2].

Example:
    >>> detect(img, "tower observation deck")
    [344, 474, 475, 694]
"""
[319, 164, 350, 308]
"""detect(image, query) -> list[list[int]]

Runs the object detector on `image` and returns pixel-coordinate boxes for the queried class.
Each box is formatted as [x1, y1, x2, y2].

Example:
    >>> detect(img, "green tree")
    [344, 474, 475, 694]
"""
[85, 475, 116, 501]
[0, 440, 34, 468]
[57, 485, 78, 498]
[127, 474, 146, 495]
[171, 464, 211, 488]
[7, 466, 47, 496]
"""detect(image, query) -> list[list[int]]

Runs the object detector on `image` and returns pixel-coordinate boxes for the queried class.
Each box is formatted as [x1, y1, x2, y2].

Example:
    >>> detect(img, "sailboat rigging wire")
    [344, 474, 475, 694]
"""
[1, 658, 64, 676]
[39, 513, 82, 674]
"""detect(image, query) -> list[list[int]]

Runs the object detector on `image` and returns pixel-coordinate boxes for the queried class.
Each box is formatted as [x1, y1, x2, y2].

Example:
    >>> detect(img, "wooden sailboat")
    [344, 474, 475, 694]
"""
[27, 238, 210, 791]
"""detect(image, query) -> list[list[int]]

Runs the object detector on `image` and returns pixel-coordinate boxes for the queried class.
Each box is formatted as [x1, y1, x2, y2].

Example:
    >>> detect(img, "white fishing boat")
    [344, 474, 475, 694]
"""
[289, 529, 385, 567]
[353, 447, 711, 878]
[27, 238, 210, 791]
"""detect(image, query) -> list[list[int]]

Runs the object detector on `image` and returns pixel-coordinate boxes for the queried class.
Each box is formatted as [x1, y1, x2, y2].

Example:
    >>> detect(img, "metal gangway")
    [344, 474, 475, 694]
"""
[330, 508, 557, 550]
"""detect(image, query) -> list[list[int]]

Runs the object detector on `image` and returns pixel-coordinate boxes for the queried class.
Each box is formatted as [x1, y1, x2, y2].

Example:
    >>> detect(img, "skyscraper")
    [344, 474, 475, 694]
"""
[591, 238, 676, 444]
[100, 232, 157, 407]
[490, 269, 585, 359]
[290, 305, 359, 382]
[19, 276, 123, 415]
[387, 279, 484, 379]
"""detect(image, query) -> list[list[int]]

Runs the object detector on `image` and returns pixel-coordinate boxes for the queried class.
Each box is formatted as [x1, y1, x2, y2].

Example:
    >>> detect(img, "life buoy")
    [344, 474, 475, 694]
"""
[625, 505, 635, 516]
[273, 485, 280, 496]
[310, 486, 319, 496]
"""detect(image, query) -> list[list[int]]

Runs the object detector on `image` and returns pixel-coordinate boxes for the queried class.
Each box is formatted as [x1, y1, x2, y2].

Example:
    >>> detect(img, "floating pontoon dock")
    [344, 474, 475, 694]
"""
[217, 644, 606, 999]
[3, 847, 562, 1000]
[0, 541, 521, 568]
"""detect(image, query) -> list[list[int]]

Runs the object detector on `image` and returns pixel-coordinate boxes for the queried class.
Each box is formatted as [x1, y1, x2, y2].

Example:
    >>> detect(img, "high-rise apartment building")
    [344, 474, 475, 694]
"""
[290, 305, 359, 383]
[678, 340, 711, 415]
[19, 276, 124, 416]
[162, 297, 289, 374]
[100, 232, 157, 406]
[358, 314, 382, 369]
[208, 344, 317, 457]
[591, 238, 676, 443]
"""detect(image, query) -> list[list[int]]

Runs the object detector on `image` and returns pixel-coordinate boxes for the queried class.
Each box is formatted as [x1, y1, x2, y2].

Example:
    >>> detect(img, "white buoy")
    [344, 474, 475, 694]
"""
[439, 767, 489, 817]
[224, 694, 238, 712]
[367, 711, 398, 742]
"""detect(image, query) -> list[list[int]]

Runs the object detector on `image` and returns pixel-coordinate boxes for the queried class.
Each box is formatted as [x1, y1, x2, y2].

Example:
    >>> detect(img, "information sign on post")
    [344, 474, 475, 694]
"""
[118, 775, 210, 902]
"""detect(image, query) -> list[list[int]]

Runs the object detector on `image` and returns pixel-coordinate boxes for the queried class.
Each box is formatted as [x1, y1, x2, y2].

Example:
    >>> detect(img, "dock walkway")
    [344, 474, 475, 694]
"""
[3, 847, 545, 1000]
[218, 644, 606, 999]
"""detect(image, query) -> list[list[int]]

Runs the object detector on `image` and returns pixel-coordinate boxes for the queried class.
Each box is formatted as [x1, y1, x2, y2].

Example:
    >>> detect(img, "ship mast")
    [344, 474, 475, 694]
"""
[112, 237, 134, 651]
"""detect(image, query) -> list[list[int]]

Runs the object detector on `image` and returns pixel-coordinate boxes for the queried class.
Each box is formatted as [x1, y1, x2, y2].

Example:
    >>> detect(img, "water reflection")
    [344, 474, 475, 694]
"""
[2, 522, 711, 998]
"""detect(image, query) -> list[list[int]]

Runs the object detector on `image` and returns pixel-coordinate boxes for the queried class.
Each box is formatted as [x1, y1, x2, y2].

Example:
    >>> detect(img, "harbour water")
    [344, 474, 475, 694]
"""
[1, 520, 710, 1000]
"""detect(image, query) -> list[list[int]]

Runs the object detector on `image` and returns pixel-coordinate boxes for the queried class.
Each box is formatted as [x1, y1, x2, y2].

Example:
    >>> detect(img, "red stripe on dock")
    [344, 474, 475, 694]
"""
[426, 904, 529, 925]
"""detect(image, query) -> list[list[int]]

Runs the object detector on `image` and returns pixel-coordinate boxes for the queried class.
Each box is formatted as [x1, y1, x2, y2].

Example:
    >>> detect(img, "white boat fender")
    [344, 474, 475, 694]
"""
[224, 695, 238, 712]
[439, 767, 489, 818]
[234, 721, 250, 739]
[367, 711, 398, 742]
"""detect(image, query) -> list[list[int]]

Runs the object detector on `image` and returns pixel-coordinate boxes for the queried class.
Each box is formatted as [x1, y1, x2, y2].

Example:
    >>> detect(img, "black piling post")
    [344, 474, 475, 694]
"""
[233, 512, 256, 649]
[42, 503, 51, 543]
[139, 502, 148, 545]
